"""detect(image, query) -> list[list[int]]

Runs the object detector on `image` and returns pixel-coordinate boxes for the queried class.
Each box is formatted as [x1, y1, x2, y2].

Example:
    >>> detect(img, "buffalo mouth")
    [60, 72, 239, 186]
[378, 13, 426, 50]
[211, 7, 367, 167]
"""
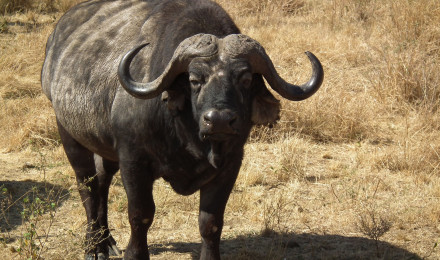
[199, 131, 239, 169]
[200, 131, 238, 142]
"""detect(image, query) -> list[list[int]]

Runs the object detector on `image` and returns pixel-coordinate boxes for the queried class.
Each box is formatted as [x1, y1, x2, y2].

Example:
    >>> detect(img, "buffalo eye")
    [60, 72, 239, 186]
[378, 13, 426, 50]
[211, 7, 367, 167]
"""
[239, 72, 253, 89]
[189, 74, 205, 90]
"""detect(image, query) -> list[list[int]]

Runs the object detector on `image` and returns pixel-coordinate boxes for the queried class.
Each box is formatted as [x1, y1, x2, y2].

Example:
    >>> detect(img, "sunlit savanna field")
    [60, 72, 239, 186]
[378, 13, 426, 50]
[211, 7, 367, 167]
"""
[1, 0, 440, 259]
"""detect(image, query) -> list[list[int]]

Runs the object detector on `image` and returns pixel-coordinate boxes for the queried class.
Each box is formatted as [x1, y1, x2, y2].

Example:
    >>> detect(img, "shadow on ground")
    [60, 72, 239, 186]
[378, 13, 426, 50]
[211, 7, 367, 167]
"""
[147, 232, 422, 260]
[0, 180, 70, 236]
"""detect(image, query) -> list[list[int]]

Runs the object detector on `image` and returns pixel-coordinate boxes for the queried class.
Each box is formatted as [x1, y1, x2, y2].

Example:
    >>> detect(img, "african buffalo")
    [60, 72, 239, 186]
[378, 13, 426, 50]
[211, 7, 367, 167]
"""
[41, 0, 324, 259]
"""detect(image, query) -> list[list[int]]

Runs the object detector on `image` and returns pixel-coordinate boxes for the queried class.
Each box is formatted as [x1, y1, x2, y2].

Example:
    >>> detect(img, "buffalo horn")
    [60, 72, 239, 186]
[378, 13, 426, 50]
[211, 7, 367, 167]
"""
[222, 34, 324, 101]
[118, 34, 219, 99]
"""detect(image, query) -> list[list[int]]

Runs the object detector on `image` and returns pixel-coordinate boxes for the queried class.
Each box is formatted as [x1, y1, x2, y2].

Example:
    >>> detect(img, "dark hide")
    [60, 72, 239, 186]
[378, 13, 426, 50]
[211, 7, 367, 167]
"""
[41, 0, 294, 260]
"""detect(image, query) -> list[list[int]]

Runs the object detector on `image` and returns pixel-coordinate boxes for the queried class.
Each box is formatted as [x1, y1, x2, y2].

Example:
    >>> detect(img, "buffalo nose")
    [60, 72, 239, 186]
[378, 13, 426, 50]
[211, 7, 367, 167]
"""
[203, 109, 237, 133]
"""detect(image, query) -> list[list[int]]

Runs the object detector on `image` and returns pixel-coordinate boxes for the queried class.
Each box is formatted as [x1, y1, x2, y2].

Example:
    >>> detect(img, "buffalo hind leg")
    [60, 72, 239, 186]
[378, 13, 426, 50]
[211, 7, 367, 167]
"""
[57, 120, 117, 260]
[94, 155, 121, 257]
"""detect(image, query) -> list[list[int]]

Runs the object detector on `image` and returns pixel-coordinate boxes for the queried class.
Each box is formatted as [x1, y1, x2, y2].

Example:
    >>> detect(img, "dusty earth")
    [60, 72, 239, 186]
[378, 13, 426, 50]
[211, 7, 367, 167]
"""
[1, 140, 438, 259]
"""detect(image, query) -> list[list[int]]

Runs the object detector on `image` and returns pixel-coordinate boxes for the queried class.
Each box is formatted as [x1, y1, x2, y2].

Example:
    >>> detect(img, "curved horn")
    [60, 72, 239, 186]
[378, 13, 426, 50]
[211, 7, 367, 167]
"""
[222, 34, 324, 101]
[118, 34, 219, 99]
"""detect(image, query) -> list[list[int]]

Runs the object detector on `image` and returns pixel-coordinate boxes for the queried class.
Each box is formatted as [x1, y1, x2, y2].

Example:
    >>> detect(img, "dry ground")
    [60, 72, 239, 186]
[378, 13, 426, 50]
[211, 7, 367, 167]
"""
[1, 0, 440, 259]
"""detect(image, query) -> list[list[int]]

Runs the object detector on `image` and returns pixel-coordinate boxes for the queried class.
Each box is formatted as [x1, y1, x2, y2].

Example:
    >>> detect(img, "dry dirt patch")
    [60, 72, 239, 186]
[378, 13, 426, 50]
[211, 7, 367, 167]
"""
[1, 140, 439, 259]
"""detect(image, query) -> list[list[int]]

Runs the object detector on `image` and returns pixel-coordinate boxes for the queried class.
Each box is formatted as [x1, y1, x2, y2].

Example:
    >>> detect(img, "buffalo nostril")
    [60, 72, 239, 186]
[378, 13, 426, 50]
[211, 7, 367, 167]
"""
[202, 109, 238, 134]
[203, 110, 216, 125]
[228, 113, 237, 126]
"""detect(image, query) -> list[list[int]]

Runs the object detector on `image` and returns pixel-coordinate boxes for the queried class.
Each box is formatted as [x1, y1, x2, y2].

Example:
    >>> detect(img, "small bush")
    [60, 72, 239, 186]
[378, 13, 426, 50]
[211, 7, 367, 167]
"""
[355, 208, 393, 257]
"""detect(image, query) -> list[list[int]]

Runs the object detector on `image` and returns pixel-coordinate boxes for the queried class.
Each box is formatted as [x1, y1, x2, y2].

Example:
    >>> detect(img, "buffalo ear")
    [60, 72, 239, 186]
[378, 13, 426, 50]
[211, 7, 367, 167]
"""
[162, 90, 185, 114]
[251, 76, 280, 125]
[161, 74, 188, 114]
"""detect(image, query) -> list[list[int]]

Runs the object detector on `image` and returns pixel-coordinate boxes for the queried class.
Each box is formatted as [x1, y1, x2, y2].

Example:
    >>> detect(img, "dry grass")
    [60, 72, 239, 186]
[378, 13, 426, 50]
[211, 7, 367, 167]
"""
[0, 0, 82, 13]
[1, 0, 440, 259]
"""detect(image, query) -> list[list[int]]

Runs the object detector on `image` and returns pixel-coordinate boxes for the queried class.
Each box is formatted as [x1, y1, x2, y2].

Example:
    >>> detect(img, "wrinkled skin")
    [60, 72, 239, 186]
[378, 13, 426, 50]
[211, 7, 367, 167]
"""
[41, 0, 323, 259]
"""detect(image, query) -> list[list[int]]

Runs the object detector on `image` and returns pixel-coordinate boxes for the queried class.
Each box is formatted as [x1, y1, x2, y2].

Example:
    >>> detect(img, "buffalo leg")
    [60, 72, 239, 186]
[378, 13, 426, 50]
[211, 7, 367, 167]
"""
[198, 169, 239, 260]
[94, 155, 121, 256]
[119, 161, 155, 260]
[57, 121, 115, 260]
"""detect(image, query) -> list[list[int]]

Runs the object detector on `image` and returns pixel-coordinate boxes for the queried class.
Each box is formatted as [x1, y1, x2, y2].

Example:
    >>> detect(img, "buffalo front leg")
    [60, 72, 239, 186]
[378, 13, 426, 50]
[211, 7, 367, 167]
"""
[119, 161, 155, 260]
[198, 168, 239, 260]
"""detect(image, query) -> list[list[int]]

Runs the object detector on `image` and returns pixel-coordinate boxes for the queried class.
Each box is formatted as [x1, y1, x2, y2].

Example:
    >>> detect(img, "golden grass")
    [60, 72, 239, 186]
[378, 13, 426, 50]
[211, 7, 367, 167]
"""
[1, 0, 440, 259]
[219, 0, 440, 144]
[0, 0, 82, 13]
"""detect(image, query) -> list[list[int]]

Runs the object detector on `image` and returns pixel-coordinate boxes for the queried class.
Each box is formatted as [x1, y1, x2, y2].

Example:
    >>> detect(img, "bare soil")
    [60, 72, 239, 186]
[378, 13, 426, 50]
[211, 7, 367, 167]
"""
[1, 140, 439, 259]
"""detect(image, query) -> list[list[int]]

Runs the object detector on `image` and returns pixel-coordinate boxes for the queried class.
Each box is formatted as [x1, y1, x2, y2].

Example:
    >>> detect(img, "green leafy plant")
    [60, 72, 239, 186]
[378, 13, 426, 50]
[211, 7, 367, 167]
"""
[0, 152, 68, 259]
[16, 188, 57, 259]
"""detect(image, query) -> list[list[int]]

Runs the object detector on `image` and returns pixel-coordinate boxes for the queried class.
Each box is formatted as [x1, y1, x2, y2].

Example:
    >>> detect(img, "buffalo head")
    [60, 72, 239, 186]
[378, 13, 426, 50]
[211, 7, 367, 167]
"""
[118, 34, 323, 166]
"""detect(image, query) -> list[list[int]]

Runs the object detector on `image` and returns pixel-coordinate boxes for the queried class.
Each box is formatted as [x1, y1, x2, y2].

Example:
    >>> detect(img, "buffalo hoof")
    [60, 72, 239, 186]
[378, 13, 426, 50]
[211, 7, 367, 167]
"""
[97, 253, 108, 260]
[83, 243, 120, 260]
[109, 243, 121, 256]
[84, 253, 98, 260]
[84, 252, 109, 260]
[107, 235, 121, 256]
